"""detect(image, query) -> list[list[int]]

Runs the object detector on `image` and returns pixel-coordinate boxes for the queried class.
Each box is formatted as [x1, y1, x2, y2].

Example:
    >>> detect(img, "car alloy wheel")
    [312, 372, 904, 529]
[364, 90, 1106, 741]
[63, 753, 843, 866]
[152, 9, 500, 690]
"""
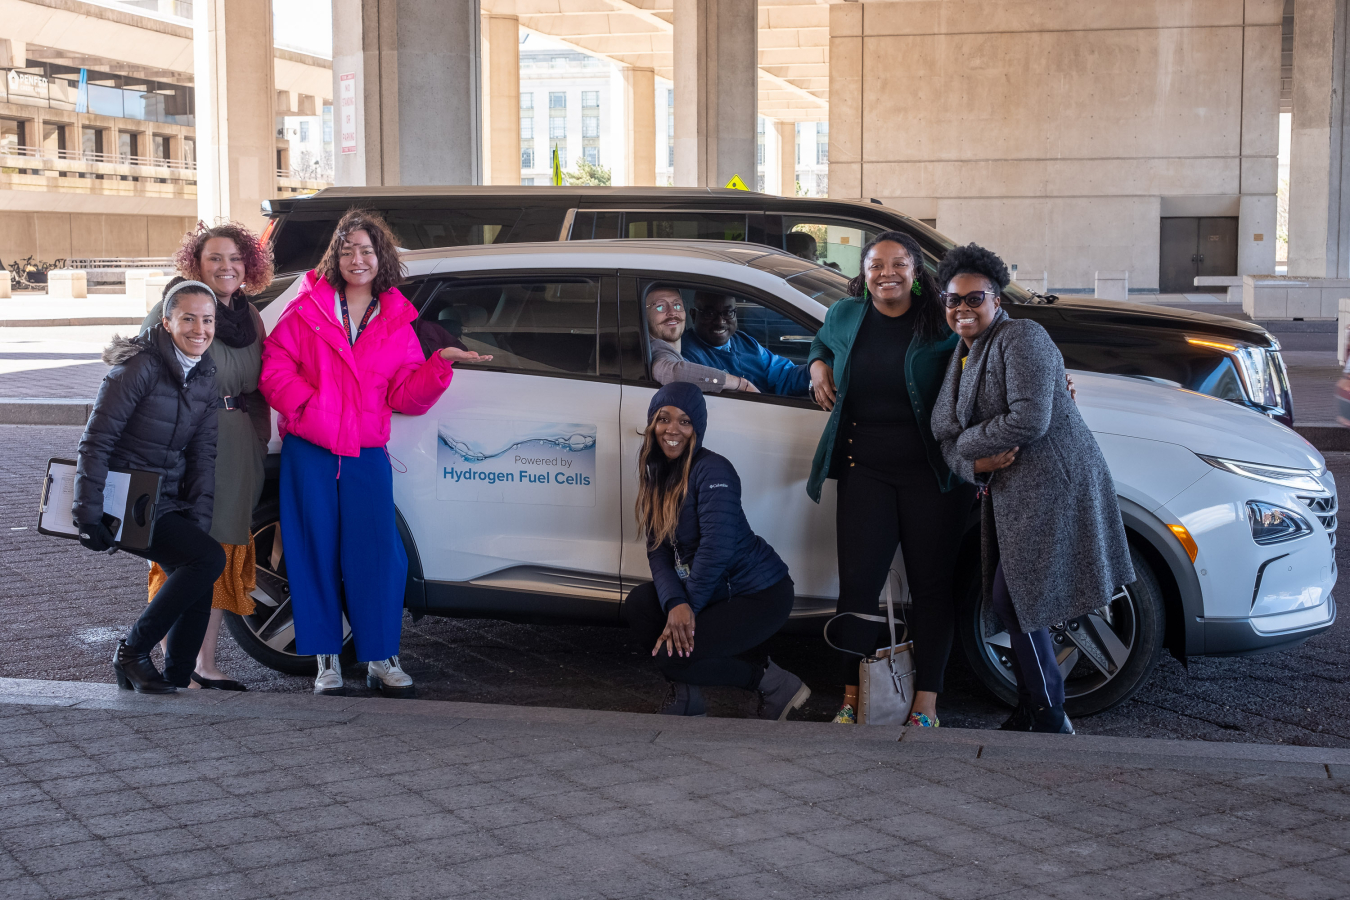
[960, 546, 1167, 717]
[224, 501, 355, 676]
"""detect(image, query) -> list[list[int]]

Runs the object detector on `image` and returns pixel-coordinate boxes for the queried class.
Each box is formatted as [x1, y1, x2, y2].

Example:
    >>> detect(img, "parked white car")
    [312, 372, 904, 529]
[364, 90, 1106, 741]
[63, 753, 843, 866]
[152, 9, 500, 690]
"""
[237, 241, 1337, 715]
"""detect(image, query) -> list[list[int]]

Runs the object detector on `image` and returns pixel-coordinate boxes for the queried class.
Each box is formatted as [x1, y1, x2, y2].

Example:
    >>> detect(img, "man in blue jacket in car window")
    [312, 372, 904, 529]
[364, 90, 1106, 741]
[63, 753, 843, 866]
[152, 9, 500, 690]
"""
[681, 291, 811, 396]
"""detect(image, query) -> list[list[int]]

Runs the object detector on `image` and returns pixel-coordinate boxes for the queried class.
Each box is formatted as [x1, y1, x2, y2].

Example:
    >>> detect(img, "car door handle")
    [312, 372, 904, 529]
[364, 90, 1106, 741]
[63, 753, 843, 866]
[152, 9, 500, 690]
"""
[780, 335, 814, 343]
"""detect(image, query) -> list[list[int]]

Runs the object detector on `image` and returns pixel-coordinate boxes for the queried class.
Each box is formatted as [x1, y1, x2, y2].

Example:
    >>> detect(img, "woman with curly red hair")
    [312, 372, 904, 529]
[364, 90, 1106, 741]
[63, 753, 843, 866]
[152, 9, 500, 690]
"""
[140, 221, 275, 691]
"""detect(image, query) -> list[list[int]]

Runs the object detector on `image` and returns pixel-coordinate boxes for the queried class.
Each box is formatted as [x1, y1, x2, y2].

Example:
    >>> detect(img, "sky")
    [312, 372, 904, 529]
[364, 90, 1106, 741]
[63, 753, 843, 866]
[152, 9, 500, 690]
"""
[273, 0, 334, 59]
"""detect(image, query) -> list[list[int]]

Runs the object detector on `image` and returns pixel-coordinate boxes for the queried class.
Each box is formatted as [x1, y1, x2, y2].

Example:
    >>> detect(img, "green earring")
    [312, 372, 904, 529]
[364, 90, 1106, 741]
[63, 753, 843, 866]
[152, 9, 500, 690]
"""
[863, 286, 870, 300]
[912, 281, 922, 297]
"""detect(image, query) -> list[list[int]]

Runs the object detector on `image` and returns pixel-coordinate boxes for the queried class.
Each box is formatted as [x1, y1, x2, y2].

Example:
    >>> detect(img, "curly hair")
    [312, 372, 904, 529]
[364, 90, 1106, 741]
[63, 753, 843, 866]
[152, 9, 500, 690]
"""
[846, 230, 945, 342]
[935, 243, 1011, 295]
[174, 221, 274, 295]
[317, 208, 405, 297]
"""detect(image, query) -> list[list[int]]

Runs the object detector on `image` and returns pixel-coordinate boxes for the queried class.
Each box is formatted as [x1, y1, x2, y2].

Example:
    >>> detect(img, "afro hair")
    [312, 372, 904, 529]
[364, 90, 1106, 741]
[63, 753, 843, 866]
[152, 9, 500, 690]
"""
[935, 243, 1011, 294]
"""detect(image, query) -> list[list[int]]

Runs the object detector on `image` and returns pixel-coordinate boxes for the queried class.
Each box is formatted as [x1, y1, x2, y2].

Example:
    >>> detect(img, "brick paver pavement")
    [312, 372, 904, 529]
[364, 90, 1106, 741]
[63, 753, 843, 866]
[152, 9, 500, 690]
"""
[0, 679, 1347, 900]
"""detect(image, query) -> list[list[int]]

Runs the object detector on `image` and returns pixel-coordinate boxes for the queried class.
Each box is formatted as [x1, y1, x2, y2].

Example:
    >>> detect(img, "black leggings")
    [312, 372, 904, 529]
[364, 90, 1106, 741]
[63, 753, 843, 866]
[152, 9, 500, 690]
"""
[626, 577, 795, 689]
[832, 467, 973, 691]
[123, 511, 226, 687]
[991, 562, 1065, 708]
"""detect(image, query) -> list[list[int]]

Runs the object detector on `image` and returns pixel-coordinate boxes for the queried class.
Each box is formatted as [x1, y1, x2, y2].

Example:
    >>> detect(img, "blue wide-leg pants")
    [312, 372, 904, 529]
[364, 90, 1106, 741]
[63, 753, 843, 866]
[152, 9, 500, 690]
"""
[280, 435, 407, 661]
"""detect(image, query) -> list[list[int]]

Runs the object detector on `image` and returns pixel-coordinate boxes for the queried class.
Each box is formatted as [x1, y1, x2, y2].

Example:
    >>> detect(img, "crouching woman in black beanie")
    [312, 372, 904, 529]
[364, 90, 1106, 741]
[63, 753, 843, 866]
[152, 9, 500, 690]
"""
[625, 382, 811, 719]
[75, 280, 226, 694]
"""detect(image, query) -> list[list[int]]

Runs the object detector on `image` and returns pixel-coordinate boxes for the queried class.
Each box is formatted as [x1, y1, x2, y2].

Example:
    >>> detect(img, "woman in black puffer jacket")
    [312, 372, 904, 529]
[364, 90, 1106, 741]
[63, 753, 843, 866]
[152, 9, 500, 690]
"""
[625, 382, 811, 720]
[75, 280, 226, 694]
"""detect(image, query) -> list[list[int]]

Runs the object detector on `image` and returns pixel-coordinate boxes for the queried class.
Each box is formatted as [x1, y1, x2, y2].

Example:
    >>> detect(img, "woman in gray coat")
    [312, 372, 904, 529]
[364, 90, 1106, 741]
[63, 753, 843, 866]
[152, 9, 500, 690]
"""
[930, 244, 1134, 734]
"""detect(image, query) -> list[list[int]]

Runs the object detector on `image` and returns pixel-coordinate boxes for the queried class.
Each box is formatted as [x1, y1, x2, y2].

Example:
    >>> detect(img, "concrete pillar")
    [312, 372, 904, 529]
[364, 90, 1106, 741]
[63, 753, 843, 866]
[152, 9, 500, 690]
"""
[481, 0, 519, 186]
[193, 0, 277, 232]
[619, 66, 656, 186]
[1288, 0, 1350, 277]
[333, 0, 482, 187]
[672, 0, 757, 188]
[1239, 11, 1282, 276]
[772, 120, 795, 196]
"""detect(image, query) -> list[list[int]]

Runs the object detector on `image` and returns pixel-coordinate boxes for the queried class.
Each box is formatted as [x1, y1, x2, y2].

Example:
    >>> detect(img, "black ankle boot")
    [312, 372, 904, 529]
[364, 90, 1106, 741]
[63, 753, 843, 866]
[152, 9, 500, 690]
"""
[657, 682, 707, 717]
[999, 703, 1034, 732]
[113, 639, 176, 694]
[1030, 704, 1074, 734]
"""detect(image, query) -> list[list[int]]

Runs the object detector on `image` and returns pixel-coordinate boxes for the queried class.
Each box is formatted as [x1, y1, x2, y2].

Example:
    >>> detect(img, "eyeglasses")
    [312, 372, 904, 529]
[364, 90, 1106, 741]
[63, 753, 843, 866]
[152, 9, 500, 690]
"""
[646, 301, 684, 313]
[940, 290, 998, 309]
[698, 308, 737, 321]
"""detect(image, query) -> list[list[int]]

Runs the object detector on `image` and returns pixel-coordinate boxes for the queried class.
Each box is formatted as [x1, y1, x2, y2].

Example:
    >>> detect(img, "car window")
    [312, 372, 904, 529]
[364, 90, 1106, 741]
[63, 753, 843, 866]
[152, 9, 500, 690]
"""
[416, 278, 600, 376]
[622, 212, 748, 242]
[270, 208, 527, 274]
[638, 280, 815, 398]
[781, 217, 881, 279]
[785, 268, 853, 308]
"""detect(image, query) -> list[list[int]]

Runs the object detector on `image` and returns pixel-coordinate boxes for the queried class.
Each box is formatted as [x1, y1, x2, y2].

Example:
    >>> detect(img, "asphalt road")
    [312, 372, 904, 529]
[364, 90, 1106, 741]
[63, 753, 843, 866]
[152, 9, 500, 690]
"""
[3, 424, 1349, 746]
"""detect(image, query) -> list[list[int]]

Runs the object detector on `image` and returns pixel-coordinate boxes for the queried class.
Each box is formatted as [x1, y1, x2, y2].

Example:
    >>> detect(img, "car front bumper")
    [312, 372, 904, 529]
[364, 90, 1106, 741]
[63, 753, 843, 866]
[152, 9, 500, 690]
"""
[1200, 593, 1337, 656]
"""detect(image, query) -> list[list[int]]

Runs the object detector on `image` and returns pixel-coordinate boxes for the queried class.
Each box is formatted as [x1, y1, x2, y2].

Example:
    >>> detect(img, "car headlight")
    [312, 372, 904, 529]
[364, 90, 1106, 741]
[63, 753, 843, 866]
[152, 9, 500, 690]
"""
[1198, 455, 1327, 493]
[1186, 337, 1288, 411]
[1247, 501, 1315, 545]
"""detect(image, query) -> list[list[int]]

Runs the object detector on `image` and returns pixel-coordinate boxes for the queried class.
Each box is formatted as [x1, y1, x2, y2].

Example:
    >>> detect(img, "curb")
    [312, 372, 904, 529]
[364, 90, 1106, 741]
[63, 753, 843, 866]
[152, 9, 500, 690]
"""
[0, 398, 93, 425]
[1, 677, 1346, 778]
[1295, 422, 1350, 452]
[0, 317, 143, 327]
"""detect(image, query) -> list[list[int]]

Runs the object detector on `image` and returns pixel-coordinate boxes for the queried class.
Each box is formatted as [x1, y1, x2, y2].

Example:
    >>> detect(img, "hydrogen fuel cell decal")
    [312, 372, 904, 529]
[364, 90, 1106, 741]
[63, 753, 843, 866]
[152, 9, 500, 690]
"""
[437, 419, 596, 506]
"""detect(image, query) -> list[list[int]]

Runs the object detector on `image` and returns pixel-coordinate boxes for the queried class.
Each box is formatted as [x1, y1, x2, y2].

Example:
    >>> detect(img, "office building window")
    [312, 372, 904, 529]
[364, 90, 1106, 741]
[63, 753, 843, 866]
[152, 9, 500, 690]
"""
[299, 121, 310, 142]
[152, 134, 170, 161]
[582, 91, 599, 108]
[549, 118, 567, 139]
[582, 117, 599, 138]
[584, 146, 599, 166]
[522, 177, 534, 185]
[549, 92, 566, 109]
[521, 117, 534, 139]
[817, 143, 828, 165]
[522, 148, 534, 169]
[521, 92, 534, 110]
[668, 145, 674, 168]
[795, 142, 800, 165]
[0, 119, 25, 154]
[667, 114, 674, 136]
[817, 122, 829, 135]
[117, 131, 138, 162]
[182, 137, 194, 165]
[757, 141, 764, 166]
[667, 89, 674, 108]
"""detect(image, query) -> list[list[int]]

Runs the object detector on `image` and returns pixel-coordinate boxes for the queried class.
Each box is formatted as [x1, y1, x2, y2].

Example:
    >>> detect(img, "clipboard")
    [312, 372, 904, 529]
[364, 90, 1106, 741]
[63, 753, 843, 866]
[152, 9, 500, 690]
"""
[38, 458, 162, 551]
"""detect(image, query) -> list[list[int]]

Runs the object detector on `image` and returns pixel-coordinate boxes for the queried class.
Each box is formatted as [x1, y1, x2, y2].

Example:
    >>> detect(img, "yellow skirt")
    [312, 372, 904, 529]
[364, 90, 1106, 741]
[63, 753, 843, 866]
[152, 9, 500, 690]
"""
[148, 540, 257, 616]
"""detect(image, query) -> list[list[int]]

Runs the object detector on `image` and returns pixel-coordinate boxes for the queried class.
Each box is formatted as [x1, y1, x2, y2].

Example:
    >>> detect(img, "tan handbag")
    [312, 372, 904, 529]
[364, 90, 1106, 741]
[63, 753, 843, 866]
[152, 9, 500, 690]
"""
[824, 568, 916, 726]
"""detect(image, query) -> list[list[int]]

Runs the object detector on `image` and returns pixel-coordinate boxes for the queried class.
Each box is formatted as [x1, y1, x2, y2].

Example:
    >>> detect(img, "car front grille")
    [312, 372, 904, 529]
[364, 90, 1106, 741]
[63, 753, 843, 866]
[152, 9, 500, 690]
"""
[1297, 493, 1337, 549]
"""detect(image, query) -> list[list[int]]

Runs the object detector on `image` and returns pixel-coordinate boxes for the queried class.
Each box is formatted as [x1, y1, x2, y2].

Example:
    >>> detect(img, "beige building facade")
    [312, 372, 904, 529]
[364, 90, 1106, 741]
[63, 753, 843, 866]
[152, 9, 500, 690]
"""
[828, 0, 1282, 293]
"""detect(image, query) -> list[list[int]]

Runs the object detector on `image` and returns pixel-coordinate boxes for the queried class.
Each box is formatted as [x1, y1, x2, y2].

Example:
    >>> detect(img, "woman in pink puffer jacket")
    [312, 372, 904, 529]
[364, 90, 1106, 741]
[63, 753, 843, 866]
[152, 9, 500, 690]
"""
[259, 209, 489, 697]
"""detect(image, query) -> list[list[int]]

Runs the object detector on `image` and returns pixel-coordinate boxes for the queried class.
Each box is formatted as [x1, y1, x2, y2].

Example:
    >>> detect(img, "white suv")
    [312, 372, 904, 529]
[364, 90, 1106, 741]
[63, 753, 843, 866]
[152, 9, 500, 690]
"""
[238, 241, 1337, 716]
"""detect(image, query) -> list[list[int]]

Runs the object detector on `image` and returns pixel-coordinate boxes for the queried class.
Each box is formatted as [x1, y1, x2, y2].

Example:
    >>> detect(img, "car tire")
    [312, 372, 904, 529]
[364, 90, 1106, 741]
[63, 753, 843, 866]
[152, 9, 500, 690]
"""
[223, 498, 356, 676]
[958, 544, 1166, 717]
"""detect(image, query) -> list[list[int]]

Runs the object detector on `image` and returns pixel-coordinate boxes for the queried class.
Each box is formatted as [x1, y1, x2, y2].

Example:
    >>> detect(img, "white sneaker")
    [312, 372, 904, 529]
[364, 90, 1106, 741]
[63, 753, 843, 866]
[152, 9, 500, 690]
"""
[314, 654, 344, 695]
[366, 655, 415, 698]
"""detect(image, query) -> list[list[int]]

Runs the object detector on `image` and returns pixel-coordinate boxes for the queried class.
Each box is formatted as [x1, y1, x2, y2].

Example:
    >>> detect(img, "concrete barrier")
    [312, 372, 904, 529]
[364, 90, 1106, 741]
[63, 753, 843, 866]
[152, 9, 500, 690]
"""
[47, 270, 87, 299]
[1242, 275, 1350, 319]
[0, 270, 10, 299]
[125, 270, 164, 311]
[1095, 271, 1128, 301]
[1014, 270, 1048, 293]
[0, 399, 94, 426]
[1194, 275, 1243, 303]
[144, 275, 175, 312]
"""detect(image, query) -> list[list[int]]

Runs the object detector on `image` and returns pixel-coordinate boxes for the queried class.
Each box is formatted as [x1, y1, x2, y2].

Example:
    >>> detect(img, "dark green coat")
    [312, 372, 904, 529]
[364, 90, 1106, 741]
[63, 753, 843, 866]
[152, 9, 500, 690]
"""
[806, 296, 961, 502]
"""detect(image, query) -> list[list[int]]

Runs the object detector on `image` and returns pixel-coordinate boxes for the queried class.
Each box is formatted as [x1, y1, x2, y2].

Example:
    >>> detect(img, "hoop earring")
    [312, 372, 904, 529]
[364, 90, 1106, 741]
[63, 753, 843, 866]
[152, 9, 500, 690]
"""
[911, 281, 922, 297]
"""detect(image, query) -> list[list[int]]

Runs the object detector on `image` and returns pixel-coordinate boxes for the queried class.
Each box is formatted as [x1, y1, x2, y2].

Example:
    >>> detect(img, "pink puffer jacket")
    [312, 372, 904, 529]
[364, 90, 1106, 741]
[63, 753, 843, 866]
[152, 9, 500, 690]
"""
[259, 271, 453, 457]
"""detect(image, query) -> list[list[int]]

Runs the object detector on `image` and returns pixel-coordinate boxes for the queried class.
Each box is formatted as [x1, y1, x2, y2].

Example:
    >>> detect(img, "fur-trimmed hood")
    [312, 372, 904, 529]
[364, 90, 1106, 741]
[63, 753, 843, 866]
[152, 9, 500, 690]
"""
[101, 333, 151, 366]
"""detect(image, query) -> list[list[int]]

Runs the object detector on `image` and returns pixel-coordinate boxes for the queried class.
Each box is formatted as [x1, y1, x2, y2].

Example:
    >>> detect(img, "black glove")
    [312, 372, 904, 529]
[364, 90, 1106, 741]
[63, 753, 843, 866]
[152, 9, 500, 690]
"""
[77, 514, 119, 552]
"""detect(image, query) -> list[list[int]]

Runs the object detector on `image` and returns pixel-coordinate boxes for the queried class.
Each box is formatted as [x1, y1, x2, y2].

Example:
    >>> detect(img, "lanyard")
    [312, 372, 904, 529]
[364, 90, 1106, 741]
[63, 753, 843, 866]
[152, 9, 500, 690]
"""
[338, 290, 377, 346]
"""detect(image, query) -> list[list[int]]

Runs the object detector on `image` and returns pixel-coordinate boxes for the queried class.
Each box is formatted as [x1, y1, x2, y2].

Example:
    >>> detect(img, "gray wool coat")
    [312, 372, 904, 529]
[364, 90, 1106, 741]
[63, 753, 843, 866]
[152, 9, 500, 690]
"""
[930, 309, 1135, 631]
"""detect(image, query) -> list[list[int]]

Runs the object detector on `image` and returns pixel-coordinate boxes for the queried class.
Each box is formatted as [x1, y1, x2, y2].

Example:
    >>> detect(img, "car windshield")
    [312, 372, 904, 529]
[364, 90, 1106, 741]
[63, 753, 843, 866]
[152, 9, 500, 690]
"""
[785, 268, 853, 308]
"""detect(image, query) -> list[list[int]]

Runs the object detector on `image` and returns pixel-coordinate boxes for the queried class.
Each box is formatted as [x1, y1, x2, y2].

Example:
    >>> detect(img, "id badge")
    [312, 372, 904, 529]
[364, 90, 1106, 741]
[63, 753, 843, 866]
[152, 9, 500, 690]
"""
[674, 550, 691, 582]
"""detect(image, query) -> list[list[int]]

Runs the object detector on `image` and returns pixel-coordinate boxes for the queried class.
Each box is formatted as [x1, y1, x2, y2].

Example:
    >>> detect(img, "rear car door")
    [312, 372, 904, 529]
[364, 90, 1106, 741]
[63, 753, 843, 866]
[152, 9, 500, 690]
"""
[615, 273, 836, 618]
[388, 270, 626, 620]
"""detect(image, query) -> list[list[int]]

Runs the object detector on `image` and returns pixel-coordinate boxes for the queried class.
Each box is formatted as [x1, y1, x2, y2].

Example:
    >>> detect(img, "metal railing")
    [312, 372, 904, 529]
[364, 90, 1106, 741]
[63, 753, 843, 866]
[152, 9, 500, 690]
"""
[0, 145, 196, 171]
[66, 257, 176, 270]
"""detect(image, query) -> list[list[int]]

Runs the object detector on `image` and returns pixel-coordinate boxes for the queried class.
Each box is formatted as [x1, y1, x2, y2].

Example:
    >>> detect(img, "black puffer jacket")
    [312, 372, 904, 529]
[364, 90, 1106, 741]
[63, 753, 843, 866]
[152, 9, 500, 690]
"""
[74, 326, 219, 529]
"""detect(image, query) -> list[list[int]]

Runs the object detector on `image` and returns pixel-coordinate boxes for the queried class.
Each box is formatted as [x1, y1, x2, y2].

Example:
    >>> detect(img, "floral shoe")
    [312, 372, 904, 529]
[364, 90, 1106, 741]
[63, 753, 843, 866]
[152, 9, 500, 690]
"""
[907, 712, 939, 728]
[832, 704, 857, 724]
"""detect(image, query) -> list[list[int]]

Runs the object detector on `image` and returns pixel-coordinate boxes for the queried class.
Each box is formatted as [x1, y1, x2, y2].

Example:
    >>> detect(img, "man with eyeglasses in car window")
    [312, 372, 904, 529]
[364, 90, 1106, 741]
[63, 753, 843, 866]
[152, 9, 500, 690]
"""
[681, 291, 811, 397]
[645, 284, 759, 393]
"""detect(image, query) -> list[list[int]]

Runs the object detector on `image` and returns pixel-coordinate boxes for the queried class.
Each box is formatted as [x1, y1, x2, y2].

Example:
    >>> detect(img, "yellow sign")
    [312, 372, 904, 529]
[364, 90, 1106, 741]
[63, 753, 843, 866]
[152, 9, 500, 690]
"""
[725, 174, 750, 191]
[552, 145, 563, 186]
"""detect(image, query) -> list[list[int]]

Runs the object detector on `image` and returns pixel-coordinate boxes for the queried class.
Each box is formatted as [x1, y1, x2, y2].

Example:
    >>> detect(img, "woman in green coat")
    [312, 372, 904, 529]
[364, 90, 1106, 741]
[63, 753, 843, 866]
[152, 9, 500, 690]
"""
[806, 231, 976, 726]
[141, 223, 273, 690]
